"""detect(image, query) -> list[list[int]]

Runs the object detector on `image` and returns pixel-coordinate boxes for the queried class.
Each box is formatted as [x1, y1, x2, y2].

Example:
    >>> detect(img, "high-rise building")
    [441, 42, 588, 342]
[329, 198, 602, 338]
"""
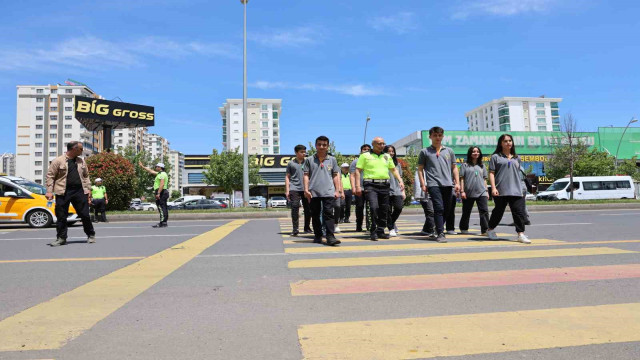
[219, 98, 282, 154]
[113, 127, 148, 155]
[167, 150, 184, 194]
[465, 97, 562, 132]
[15, 85, 102, 183]
[1, 153, 16, 176]
[144, 133, 170, 161]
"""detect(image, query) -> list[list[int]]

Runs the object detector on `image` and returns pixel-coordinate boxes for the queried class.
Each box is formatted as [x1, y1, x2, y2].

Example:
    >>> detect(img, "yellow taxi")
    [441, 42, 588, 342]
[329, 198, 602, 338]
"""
[0, 176, 78, 228]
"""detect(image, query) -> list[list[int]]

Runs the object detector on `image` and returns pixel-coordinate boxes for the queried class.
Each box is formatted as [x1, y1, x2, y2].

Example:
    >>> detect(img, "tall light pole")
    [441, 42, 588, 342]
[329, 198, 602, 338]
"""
[363, 113, 370, 145]
[614, 117, 638, 169]
[241, 0, 249, 206]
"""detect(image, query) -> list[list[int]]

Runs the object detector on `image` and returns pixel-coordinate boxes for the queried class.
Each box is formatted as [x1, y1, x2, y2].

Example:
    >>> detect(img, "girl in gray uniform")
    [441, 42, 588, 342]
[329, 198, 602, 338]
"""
[486, 134, 531, 244]
[459, 146, 489, 235]
[384, 145, 405, 236]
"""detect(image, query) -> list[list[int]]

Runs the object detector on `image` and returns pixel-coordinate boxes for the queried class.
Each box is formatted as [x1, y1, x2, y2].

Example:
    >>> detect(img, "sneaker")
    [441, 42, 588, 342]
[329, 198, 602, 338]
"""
[517, 234, 531, 244]
[378, 233, 390, 239]
[487, 229, 498, 240]
[313, 237, 322, 244]
[370, 232, 378, 241]
[291, 230, 299, 237]
[446, 230, 457, 235]
[460, 230, 470, 234]
[304, 229, 313, 234]
[389, 229, 397, 237]
[436, 233, 447, 243]
[49, 237, 66, 247]
[327, 237, 341, 246]
[334, 226, 341, 233]
[87, 235, 96, 244]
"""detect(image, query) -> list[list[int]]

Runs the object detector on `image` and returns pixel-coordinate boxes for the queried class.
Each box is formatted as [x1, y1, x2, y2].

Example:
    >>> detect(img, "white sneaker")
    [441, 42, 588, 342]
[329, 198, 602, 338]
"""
[334, 226, 341, 233]
[394, 225, 399, 235]
[389, 229, 397, 237]
[517, 234, 531, 244]
[460, 230, 469, 234]
[487, 229, 498, 240]
[446, 230, 457, 235]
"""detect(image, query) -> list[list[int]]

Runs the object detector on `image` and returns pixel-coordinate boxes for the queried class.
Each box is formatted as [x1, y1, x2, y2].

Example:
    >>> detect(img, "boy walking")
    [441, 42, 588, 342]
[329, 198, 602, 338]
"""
[286, 145, 312, 236]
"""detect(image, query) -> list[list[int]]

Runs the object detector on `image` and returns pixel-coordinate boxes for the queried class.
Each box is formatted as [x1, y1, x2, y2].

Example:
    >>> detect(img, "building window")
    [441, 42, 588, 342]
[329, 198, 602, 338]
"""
[273, 146, 279, 154]
[35, 134, 43, 139]
[65, 89, 72, 94]
[65, 107, 72, 111]
[263, 147, 269, 153]
[261, 104, 268, 111]
[262, 130, 268, 136]
[50, 142, 57, 148]
[35, 170, 42, 175]
[273, 130, 279, 136]
[35, 161, 42, 166]
[35, 143, 43, 148]
[537, 110, 545, 116]
[50, 115, 58, 121]
[35, 152, 42, 157]
[50, 107, 57, 111]
[262, 121, 269, 127]
[50, 124, 57, 129]
[51, 98, 58, 103]
[36, 125, 43, 129]
[536, 103, 545, 108]
[36, 106, 43, 111]
[65, 115, 72, 120]
[36, 97, 44, 103]
[65, 98, 72, 102]
[49, 151, 57, 156]
[262, 139, 269, 145]
[261, 113, 268, 119]
[553, 125, 561, 131]
[272, 112, 278, 119]
[36, 89, 44, 94]
[50, 134, 57, 139]
[51, 89, 57, 94]
[537, 117, 546, 124]
[36, 115, 43, 120]
[65, 124, 72, 129]
[550, 102, 559, 108]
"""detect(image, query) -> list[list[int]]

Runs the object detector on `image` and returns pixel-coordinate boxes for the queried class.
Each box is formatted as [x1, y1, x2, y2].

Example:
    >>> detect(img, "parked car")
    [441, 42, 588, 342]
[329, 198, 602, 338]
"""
[130, 202, 157, 211]
[212, 197, 230, 206]
[168, 195, 205, 209]
[180, 199, 226, 210]
[268, 196, 287, 208]
[525, 192, 537, 201]
[248, 197, 265, 208]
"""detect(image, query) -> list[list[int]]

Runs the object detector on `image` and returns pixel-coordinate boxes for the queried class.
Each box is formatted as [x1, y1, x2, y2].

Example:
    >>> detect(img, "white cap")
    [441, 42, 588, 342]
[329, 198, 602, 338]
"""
[156, 163, 165, 168]
[95, 178, 102, 182]
[341, 163, 349, 168]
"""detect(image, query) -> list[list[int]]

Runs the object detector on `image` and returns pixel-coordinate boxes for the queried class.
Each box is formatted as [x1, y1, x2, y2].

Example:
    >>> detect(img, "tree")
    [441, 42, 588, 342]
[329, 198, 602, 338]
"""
[122, 145, 172, 198]
[170, 190, 182, 200]
[398, 158, 413, 205]
[86, 152, 136, 210]
[616, 157, 640, 181]
[201, 149, 265, 207]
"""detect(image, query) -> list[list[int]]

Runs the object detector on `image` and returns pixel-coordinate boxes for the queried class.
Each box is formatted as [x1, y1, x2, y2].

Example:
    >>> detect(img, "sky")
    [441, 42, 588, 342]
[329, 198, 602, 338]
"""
[1, 0, 639, 155]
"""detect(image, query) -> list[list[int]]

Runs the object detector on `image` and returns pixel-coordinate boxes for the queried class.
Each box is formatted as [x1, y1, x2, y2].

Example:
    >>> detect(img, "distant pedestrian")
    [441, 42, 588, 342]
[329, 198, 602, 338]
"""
[355, 137, 404, 241]
[340, 163, 353, 223]
[139, 161, 169, 228]
[458, 146, 489, 235]
[350, 144, 371, 232]
[303, 136, 341, 246]
[486, 134, 531, 243]
[45, 141, 96, 246]
[383, 145, 405, 237]
[286, 145, 312, 236]
[91, 178, 109, 223]
[417, 126, 460, 243]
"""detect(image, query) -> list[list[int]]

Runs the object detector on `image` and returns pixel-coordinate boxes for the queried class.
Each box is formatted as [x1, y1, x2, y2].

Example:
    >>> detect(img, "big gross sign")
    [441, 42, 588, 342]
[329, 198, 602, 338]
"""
[74, 96, 155, 130]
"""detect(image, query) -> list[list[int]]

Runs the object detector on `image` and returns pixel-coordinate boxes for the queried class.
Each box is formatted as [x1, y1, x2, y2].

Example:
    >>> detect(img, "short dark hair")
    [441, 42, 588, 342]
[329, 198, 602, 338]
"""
[67, 141, 80, 151]
[315, 135, 329, 145]
[294, 144, 306, 153]
[360, 144, 371, 151]
[429, 126, 444, 135]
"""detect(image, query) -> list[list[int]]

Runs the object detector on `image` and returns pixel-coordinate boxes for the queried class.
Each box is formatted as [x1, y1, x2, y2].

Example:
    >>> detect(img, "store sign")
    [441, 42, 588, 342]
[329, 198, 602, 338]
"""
[421, 131, 598, 155]
[74, 96, 155, 129]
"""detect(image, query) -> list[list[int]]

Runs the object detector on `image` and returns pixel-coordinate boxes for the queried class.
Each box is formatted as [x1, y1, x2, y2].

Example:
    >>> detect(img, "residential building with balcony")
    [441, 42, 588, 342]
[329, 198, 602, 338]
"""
[167, 150, 184, 194]
[143, 133, 170, 161]
[1, 153, 16, 176]
[219, 99, 282, 154]
[113, 127, 148, 155]
[465, 97, 562, 132]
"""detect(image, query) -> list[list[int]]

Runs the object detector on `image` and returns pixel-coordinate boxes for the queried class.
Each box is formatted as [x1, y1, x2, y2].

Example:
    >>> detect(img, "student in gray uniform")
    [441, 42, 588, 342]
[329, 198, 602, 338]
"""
[303, 135, 341, 246]
[487, 134, 531, 244]
[417, 126, 460, 243]
[384, 145, 405, 237]
[414, 169, 435, 236]
[459, 146, 489, 235]
[349, 144, 371, 232]
[286, 144, 312, 236]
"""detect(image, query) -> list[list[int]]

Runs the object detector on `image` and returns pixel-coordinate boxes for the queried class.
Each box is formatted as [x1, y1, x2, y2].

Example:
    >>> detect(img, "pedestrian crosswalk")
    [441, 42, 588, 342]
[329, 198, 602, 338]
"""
[278, 217, 640, 359]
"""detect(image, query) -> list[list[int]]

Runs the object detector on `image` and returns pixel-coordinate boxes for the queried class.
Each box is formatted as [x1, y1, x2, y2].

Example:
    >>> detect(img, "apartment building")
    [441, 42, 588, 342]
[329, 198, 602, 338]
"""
[15, 85, 101, 183]
[219, 99, 282, 154]
[144, 133, 170, 161]
[167, 150, 184, 194]
[113, 127, 148, 155]
[465, 97, 562, 132]
[1, 153, 16, 176]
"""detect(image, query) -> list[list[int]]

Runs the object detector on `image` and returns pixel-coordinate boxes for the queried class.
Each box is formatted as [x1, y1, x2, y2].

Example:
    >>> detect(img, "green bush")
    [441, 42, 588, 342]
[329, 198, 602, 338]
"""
[86, 152, 136, 211]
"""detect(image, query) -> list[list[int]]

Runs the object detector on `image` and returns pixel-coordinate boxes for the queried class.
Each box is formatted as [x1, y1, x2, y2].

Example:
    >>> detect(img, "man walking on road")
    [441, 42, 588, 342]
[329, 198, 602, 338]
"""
[303, 136, 341, 246]
[355, 137, 404, 241]
[139, 161, 169, 228]
[350, 144, 371, 232]
[91, 178, 108, 223]
[45, 140, 96, 246]
[286, 145, 312, 236]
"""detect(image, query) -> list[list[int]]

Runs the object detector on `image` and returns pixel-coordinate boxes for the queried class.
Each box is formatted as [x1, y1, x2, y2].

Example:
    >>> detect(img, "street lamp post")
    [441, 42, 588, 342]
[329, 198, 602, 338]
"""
[241, 0, 249, 206]
[363, 113, 370, 145]
[614, 117, 638, 169]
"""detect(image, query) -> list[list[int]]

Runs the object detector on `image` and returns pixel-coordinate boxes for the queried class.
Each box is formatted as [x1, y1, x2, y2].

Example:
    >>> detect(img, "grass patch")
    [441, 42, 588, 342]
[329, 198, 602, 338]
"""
[109, 207, 289, 215]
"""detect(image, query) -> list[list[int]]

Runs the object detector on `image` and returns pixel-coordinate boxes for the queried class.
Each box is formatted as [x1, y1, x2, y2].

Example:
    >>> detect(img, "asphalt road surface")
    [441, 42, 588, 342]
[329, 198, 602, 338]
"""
[1, 208, 640, 359]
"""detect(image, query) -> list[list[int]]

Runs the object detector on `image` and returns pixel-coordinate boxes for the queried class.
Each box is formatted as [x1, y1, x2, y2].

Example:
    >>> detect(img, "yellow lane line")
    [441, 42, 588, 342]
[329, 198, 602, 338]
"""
[281, 231, 498, 239]
[283, 233, 512, 244]
[298, 302, 640, 360]
[0, 220, 247, 352]
[288, 247, 634, 269]
[285, 239, 564, 254]
[0, 257, 145, 264]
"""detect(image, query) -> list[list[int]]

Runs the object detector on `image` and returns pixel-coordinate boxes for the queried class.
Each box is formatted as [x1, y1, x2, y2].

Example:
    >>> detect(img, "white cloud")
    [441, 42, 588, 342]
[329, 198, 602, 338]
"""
[368, 12, 418, 34]
[252, 81, 386, 97]
[251, 26, 323, 47]
[452, 0, 555, 19]
[0, 36, 239, 71]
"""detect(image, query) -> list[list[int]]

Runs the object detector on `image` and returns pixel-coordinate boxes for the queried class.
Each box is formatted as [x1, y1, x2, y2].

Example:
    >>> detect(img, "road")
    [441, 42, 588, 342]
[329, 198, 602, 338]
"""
[1, 209, 640, 359]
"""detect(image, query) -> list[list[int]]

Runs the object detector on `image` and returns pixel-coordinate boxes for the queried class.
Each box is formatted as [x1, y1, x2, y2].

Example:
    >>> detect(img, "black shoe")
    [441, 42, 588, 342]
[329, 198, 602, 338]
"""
[313, 237, 322, 244]
[304, 229, 313, 234]
[152, 223, 167, 228]
[378, 233, 390, 240]
[291, 230, 299, 236]
[356, 226, 363, 232]
[524, 220, 531, 225]
[327, 237, 340, 246]
[370, 232, 378, 241]
[344, 220, 351, 223]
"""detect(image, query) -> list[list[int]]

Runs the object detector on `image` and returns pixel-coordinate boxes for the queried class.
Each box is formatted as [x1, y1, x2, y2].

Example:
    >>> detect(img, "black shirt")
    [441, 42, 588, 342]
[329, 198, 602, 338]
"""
[66, 158, 82, 189]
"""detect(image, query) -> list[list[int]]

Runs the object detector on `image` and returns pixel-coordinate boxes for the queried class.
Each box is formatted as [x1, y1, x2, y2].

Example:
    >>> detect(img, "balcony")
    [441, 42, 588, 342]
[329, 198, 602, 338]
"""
[550, 102, 559, 109]
[498, 109, 510, 117]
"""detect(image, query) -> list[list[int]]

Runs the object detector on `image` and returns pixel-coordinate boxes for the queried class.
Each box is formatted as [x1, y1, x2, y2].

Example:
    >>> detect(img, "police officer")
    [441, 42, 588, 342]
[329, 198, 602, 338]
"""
[139, 161, 169, 228]
[91, 178, 108, 222]
[354, 137, 404, 241]
[340, 163, 353, 223]
[349, 144, 371, 232]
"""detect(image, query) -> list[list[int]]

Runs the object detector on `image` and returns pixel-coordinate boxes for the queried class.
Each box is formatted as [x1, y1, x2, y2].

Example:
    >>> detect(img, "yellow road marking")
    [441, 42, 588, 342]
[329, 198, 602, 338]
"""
[285, 239, 564, 253]
[0, 257, 145, 264]
[0, 220, 247, 351]
[288, 247, 634, 268]
[283, 233, 511, 243]
[298, 302, 640, 359]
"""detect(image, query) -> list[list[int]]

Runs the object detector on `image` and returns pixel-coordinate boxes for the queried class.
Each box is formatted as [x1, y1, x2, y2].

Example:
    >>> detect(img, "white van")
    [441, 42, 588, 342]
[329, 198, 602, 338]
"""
[168, 195, 205, 208]
[537, 176, 635, 200]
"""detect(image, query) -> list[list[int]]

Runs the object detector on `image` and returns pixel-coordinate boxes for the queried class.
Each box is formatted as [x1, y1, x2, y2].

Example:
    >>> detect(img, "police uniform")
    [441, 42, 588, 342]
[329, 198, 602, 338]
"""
[154, 169, 169, 227]
[356, 151, 396, 240]
[91, 181, 108, 222]
[340, 167, 353, 222]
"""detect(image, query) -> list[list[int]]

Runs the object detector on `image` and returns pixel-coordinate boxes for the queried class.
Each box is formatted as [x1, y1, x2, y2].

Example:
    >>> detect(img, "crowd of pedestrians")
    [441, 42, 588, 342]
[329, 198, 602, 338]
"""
[287, 127, 532, 246]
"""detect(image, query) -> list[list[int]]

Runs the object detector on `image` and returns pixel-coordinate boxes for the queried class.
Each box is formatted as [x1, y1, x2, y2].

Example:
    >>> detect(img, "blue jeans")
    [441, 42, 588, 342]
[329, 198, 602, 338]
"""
[427, 186, 453, 235]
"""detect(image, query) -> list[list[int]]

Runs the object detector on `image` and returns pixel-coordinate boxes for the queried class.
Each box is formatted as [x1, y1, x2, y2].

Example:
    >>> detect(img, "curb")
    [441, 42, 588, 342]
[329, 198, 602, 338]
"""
[104, 203, 640, 222]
